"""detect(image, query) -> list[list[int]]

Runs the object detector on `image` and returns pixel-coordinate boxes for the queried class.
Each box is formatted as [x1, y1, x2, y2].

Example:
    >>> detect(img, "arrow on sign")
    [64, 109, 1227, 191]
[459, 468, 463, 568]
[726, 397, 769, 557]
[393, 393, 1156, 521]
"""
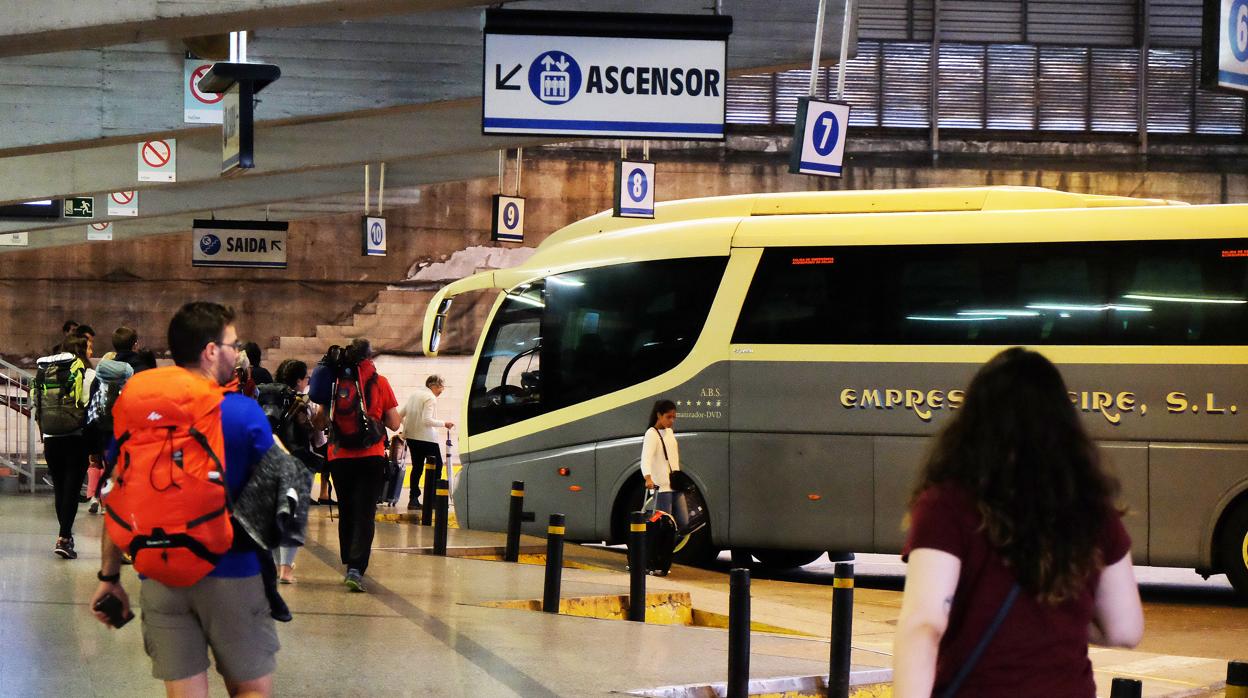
[495, 64, 522, 91]
[271, 240, 283, 252]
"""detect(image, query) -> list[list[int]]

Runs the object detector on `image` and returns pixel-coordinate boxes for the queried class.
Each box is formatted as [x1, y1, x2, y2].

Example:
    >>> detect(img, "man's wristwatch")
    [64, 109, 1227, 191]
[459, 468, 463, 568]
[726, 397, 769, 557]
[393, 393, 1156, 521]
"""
[97, 570, 121, 583]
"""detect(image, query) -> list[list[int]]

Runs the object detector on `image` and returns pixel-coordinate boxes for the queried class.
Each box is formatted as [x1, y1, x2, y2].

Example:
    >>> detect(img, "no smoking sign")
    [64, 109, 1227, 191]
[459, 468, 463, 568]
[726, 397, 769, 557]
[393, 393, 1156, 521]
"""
[108, 190, 138, 217]
[138, 139, 176, 182]
[184, 59, 225, 124]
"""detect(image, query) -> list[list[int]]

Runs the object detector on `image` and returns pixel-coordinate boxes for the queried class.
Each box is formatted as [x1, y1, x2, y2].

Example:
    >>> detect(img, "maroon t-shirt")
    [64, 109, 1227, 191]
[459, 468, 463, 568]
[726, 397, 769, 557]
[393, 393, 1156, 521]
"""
[903, 483, 1131, 697]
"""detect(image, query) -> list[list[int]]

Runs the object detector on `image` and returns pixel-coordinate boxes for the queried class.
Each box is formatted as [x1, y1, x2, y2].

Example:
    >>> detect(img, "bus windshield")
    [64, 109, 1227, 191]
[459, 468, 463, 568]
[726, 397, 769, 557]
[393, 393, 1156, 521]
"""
[468, 257, 728, 435]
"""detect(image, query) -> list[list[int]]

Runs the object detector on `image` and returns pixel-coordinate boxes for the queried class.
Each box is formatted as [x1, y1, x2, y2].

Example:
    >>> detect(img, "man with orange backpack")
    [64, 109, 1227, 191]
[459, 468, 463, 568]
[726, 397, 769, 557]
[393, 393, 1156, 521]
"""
[88, 302, 282, 696]
[313, 337, 400, 593]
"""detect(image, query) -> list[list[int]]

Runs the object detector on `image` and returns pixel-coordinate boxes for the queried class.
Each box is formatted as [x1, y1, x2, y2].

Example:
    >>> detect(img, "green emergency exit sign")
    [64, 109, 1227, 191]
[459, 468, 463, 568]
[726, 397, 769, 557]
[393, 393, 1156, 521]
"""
[63, 197, 94, 218]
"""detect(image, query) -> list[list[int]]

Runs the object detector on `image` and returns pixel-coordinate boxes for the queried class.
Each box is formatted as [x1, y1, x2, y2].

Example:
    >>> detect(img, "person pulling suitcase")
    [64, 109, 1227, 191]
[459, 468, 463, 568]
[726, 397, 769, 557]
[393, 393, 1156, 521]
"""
[639, 400, 687, 576]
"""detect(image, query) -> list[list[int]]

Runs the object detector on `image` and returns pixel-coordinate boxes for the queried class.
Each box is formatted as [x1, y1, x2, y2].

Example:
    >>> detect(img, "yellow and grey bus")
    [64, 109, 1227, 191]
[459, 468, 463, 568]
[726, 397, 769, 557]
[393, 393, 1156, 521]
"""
[424, 186, 1248, 595]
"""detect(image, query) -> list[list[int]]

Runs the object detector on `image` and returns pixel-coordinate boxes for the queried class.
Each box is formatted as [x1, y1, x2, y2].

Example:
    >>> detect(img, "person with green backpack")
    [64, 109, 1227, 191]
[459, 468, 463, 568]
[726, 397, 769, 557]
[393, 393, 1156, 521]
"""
[34, 335, 92, 559]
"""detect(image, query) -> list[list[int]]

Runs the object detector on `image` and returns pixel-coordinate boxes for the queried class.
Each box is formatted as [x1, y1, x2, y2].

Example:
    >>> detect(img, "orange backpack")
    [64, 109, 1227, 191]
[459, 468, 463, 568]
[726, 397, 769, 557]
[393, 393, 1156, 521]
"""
[103, 366, 233, 587]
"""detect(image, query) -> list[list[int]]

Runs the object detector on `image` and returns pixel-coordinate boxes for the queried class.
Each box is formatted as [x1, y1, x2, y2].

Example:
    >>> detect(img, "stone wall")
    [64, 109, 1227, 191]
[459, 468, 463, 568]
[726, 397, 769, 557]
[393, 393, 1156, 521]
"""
[4, 139, 1246, 363]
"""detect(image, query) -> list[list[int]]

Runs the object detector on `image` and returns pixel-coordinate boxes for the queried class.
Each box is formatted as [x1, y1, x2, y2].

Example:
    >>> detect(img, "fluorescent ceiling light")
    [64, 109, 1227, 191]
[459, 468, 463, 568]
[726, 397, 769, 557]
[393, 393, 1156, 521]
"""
[1123, 293, 1246, 305]
[958, 310, 1040, 317]
[906, 315, 1007, 322]
[1026, 303, 1151, 313]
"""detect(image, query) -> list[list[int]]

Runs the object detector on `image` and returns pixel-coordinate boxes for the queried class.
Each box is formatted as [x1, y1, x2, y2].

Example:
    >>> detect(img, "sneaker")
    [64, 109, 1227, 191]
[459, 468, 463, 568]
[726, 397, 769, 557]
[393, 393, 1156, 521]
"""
[344, 569, 365, 593]
[88, 498, 100, 515]
[54, 537, 76, 560]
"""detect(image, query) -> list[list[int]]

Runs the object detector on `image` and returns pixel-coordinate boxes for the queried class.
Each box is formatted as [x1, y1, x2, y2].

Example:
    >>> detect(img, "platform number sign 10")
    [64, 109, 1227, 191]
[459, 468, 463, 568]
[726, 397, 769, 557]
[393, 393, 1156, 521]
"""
[492, 194, 526, 243]
[613, 160, 656, 219]
[362, 216, 387, 257]
[789, 97, 852, 178]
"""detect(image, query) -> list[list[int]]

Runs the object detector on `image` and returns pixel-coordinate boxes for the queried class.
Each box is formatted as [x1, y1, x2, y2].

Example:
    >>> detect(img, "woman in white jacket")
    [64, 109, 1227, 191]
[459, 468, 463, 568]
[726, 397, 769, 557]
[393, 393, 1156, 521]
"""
[640, 399, 686, 527]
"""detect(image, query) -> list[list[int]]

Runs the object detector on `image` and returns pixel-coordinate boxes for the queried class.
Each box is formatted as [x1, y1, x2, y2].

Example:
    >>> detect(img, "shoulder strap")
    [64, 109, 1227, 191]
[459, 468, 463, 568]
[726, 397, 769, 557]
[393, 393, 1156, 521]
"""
[651, 427, 672, 475]
[938, 583, 1020, 698]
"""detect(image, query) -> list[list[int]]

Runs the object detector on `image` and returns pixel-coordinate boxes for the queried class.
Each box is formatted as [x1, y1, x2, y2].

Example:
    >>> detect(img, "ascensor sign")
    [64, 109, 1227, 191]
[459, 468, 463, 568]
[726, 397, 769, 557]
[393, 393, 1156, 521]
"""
[191, 219, 288, 269]
[482, 9, 731, 139]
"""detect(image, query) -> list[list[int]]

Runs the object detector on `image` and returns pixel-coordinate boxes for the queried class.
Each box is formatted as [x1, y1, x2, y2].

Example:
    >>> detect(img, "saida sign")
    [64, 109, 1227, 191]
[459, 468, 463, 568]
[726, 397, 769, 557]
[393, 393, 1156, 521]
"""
[482, 9, 731, 139]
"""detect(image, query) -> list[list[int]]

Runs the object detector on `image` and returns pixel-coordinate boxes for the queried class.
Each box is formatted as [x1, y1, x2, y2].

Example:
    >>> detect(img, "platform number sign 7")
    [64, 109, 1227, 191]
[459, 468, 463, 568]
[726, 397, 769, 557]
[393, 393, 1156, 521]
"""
[492, 194, 525, 243]
[789, 97, 851, 178]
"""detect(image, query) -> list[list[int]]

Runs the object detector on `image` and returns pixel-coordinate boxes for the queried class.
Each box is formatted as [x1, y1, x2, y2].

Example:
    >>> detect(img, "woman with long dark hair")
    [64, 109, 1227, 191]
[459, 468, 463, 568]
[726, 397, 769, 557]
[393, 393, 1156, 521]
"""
[640, 399, 687, 531]
[894, 348, 1143, 697]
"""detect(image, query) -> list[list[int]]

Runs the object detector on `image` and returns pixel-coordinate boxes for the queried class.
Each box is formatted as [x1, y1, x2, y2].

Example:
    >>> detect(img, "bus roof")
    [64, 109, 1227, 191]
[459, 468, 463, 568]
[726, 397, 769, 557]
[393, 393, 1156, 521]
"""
[537, 186, 1185, 252]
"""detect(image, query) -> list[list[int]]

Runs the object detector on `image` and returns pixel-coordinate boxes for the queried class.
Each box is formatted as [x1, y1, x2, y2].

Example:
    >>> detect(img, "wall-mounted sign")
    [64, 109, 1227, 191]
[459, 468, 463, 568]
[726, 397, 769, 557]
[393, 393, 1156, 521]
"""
[88, 222, 113, 241]
[789, 97, 851, 178]
[1202, 0, 1248, 94]
[184, 58, 224, 124]
[192, 219, 288, 269]
[482, 9, 731, 139]
[613, 160, 656, 218]
[363, 216, 387, 257]
[63, 197, 94, 219]
[0, 232, 29, 246]
[107, 191, 138, 217]
[491, 195, 525, 243]
[138, 139, 177, 182]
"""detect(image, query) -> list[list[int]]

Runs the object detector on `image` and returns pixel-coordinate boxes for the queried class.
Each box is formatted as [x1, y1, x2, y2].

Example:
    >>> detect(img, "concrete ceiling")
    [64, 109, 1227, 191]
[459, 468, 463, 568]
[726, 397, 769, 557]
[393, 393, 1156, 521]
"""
[0, 0, 855, 253]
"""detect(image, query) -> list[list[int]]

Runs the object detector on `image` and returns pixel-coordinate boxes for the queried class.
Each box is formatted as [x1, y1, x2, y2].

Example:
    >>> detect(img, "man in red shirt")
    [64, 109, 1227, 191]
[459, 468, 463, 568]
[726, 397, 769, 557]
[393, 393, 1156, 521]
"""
[317, 338, 400, 593]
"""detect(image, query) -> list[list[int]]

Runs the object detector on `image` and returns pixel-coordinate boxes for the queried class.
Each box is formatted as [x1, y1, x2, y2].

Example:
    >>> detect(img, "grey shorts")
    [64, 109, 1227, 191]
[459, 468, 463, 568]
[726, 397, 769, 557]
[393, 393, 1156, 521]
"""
[140, 575, 280, 683]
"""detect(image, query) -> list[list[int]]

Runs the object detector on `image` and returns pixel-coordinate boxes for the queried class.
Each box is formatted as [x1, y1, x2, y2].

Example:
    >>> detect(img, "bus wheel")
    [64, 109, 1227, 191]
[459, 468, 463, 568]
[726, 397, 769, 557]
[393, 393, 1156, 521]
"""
[1218, 501, 1248, 600]
[753, 549, 823, 570]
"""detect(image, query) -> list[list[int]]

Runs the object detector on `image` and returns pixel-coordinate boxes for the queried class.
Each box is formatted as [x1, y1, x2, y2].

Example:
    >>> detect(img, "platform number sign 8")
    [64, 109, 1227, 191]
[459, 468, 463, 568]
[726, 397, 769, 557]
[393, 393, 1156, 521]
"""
[1234, 0, 1248, 62]
[629, 168, 648, 202]
[614, 160, 656, 219]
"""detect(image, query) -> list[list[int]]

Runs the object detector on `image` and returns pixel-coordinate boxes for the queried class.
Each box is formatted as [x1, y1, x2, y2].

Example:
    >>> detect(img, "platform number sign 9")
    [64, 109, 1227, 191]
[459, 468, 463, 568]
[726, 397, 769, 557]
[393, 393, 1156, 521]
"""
[492, 194, 526, 243]
[613, 160, 656, 219]
[789, 97, 851, 178]
[1203, 0, 1248, 93]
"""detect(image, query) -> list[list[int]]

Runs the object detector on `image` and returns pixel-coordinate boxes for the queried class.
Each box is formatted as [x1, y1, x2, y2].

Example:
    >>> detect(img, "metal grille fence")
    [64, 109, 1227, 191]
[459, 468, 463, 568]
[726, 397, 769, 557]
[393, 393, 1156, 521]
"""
[0, 358, 39, 493]
[726, 40, 1246, 136]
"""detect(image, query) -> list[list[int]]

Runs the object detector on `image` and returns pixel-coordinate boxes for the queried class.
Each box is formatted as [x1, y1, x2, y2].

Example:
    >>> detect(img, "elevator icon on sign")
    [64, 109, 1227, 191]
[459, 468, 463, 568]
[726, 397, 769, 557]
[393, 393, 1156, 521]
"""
[528, 51, 582, 106]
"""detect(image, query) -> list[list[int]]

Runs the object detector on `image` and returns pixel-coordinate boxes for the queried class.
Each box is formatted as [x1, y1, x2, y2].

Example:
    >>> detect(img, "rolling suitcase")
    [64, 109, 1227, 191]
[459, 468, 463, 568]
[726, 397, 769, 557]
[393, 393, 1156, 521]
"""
[643, 489, 677, 576]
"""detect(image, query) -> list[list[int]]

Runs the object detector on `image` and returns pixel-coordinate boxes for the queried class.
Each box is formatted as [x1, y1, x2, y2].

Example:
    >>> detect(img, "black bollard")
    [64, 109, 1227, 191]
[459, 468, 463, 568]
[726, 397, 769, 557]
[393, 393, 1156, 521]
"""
[420, 457, 438, 526]
[542, 513, 566, 613]
[504, 481, 526, 562]
[627, 510, 647, 622]
[1228, 660, 1248, 698]
[828, 562, 855, 698]
[727, 568, 751, 698]
[432, 479, 450, 556]
[1109, 678, 1142, 698]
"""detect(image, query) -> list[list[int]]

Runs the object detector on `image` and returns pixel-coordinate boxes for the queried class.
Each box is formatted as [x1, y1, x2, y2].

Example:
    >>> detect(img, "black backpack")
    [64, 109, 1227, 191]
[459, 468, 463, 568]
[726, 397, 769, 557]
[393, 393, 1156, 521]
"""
[34, 354, 86, 436]
[255, 383, 298, 444]
[86, 375, 127, 436]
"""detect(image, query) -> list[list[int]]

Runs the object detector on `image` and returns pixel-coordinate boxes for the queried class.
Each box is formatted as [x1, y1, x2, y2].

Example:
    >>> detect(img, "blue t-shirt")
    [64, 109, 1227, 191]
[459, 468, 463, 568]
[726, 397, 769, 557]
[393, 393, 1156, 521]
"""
[212, 392, 275, 577]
